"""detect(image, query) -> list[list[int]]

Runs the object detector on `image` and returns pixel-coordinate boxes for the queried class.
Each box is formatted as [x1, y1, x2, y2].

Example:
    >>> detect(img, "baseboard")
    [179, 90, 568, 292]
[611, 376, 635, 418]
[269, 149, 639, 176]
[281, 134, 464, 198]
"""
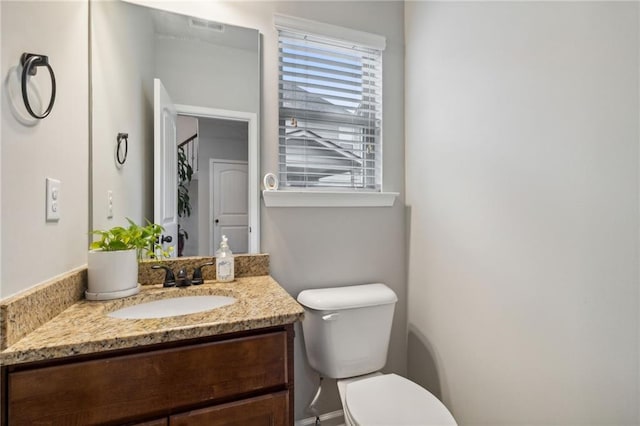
[295, 409, 345, 426]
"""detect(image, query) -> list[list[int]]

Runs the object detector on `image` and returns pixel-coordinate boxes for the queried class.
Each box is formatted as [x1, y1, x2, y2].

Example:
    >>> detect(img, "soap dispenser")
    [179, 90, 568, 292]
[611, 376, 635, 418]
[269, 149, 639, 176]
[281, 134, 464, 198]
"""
[215, 235, 234, 282]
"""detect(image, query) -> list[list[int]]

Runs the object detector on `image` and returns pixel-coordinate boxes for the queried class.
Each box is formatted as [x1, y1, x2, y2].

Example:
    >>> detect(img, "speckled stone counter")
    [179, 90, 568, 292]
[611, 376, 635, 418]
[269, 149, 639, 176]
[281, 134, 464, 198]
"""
[0, 275, 304, 366]
[138, 254, 270, 285]
[0, 267, 86, 350]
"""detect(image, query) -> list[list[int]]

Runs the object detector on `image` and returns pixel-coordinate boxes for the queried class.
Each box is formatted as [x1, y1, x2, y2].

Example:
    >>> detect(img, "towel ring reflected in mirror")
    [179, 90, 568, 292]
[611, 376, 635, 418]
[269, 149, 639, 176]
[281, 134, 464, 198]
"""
[116, 133, 129, 166]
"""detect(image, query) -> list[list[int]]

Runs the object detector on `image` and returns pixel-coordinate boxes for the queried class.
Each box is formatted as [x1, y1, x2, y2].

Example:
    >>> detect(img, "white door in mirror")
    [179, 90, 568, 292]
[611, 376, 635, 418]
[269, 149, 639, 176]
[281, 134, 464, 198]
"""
[212, 162, 248, 254]
[153, 79, 178, 257]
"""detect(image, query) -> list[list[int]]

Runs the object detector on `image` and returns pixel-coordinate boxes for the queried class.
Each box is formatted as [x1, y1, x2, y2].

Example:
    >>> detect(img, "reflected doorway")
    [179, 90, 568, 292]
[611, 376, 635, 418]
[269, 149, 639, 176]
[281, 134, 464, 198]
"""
[176, 115, 249, 256]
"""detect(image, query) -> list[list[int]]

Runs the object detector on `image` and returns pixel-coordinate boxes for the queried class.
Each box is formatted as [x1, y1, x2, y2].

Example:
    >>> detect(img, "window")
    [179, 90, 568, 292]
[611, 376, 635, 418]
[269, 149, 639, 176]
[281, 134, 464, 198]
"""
[276, 16, 385, 191]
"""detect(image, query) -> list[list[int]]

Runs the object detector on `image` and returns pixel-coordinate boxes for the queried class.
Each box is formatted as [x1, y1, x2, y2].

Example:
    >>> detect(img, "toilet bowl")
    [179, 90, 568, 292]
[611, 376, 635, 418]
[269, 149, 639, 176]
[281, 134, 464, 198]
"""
[337, 373, 456, 426]
[297, 283, 457, 426]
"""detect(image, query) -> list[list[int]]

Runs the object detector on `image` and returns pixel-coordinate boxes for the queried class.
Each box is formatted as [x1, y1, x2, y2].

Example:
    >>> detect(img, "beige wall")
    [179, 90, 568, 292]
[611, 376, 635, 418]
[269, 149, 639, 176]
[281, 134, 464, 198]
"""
[405, 2, 639, 425]
[1, 1, 88, 298]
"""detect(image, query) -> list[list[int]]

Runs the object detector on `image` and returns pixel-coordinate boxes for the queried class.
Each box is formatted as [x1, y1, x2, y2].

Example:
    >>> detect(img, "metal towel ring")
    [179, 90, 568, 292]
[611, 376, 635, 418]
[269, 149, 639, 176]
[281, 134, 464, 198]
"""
[116, 133, 129, 165]
[20, 53, 56, 120]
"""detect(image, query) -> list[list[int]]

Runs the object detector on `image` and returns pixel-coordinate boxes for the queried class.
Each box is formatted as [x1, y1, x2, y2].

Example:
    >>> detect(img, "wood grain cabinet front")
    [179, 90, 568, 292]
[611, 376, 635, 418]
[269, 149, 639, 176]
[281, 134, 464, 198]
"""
[170, 392, 289, 426]
[2, 325, 294, 426]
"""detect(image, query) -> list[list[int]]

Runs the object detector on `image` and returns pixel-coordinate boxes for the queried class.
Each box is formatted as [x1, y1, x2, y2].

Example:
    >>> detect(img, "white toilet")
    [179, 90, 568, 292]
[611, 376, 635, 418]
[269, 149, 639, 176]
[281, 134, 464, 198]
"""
[297, 283, 457, 426]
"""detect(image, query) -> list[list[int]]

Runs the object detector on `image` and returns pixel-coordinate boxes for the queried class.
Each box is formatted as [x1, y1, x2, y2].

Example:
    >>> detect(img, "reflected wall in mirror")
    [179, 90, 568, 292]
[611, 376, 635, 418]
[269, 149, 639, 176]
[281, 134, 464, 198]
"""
[91, 0, 260, 255]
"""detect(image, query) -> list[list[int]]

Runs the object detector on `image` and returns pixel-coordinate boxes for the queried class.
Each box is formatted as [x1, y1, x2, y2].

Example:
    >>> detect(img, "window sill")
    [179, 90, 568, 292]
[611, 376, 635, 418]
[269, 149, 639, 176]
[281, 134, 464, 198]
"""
[262, 190, 399, 207]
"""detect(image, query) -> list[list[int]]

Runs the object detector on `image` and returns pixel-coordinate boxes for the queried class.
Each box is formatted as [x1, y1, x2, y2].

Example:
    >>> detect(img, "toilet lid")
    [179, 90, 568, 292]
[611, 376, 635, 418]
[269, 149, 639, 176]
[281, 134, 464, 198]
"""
[345, 374, 457, 426]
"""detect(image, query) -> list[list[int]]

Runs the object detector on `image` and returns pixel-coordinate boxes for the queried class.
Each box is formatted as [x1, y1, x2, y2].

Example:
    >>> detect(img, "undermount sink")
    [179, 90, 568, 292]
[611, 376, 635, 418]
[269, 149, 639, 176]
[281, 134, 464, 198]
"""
[108, 295, 236, 319]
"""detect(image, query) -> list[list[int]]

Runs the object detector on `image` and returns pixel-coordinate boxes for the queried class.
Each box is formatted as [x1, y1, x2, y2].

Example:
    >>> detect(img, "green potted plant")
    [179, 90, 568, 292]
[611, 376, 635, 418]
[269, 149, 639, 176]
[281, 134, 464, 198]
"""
[177, 146, 194, 256]
[87, 219, 171, 300]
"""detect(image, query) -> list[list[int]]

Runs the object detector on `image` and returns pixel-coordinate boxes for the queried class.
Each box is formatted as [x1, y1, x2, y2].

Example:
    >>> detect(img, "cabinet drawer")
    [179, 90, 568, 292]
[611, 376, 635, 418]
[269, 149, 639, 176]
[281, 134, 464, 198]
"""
[170, 391, 288, 426]
[8, 331, 287, 425]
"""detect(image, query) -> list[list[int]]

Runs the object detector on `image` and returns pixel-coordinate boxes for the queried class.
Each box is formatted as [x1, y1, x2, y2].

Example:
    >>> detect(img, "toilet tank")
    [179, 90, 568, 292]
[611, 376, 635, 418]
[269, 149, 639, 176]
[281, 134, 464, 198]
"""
[297, 283, 398, 379]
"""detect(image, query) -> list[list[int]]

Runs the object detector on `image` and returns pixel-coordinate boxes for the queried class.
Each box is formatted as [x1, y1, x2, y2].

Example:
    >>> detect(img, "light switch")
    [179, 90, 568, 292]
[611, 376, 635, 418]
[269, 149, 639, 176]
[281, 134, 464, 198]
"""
[46, 178, 61, 221]
[107, 190, 114, 219]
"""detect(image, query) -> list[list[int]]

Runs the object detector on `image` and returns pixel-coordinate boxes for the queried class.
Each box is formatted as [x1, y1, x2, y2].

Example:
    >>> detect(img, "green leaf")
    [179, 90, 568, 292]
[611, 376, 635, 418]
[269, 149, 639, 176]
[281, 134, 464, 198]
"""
[89, 218, 170, 260]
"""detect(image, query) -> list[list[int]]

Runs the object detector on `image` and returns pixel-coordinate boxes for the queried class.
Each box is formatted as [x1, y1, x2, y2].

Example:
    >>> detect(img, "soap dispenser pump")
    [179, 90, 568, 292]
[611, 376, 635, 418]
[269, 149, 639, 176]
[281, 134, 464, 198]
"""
[215, 235, 234, 282]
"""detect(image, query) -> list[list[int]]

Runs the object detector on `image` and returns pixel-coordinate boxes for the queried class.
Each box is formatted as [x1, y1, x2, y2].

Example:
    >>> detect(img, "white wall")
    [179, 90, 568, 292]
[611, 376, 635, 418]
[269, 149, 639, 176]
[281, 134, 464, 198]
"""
[92, 1, 155, 233]
[179, 178, 199, 256]
[177, 115, 198, 147]
[405, 2, 639, 425]
[154, 36, 259, 114]
[198, 118, 248, 163]
[1, 1, 88, 298]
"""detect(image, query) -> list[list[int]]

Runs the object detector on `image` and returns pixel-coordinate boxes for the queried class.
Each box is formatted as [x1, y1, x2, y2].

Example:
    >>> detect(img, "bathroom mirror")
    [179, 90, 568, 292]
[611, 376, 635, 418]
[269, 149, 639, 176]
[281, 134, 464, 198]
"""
[90, 0, 260, 256]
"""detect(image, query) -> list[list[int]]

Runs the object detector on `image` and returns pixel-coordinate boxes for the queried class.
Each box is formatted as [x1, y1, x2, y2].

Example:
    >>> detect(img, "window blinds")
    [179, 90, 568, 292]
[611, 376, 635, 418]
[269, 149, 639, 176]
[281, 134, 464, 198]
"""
[278, 29, 383, 190]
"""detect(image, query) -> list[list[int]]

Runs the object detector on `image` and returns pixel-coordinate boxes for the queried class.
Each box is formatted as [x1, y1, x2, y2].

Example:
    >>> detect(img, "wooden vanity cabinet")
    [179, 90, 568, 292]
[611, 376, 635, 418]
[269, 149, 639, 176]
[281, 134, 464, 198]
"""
[1, 324, 295, 426]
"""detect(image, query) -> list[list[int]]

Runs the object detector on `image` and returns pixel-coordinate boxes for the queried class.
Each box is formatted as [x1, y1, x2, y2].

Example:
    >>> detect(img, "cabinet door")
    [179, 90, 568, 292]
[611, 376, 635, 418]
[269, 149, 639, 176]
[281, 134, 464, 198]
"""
[170, 392, 288, 426]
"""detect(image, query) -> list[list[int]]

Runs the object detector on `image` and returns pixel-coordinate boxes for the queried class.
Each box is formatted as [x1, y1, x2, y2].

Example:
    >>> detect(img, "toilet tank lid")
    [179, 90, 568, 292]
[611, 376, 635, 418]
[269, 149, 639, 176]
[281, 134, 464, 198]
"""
[297, 283, 397, 310]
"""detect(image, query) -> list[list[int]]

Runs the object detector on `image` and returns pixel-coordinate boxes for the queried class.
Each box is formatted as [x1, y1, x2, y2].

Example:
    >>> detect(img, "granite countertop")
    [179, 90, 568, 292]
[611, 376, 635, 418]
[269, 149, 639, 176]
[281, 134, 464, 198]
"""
[0, 275, 304, 366]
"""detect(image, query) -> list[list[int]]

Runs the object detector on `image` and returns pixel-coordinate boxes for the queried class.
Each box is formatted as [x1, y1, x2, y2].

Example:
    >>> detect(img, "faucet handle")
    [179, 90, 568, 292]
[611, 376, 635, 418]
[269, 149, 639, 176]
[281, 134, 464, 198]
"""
[192, 262, 214, 285]
[152, 265, 175, 287]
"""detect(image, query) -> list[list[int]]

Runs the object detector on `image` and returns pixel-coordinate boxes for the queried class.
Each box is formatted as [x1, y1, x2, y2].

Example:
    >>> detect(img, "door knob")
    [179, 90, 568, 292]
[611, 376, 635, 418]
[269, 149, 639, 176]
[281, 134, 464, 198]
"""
[161, 235, 173, 243]
[214, 219, 219, 224]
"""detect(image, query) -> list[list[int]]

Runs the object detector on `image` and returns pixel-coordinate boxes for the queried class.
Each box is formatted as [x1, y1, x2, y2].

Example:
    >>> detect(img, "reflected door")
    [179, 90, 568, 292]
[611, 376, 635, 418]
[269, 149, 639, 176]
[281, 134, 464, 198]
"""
[154, 79, 178, 257]
[211, 161, 248, 254]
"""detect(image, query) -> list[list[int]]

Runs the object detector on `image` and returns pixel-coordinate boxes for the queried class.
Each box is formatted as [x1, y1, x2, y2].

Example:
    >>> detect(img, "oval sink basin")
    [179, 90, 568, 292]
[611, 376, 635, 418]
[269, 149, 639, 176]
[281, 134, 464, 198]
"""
[108, 295, 236, 319]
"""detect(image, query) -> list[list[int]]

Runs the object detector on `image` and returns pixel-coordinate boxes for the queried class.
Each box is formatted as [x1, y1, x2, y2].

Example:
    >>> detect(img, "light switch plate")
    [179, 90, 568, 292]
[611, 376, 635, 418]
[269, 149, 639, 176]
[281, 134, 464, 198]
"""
[107, 190, 114, 219]
[46, 178, 61, 221]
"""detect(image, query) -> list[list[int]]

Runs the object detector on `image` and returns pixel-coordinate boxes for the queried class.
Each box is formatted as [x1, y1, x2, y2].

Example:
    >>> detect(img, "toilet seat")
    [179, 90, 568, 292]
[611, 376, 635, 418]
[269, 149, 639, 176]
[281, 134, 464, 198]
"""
[344, 374, 457, 426]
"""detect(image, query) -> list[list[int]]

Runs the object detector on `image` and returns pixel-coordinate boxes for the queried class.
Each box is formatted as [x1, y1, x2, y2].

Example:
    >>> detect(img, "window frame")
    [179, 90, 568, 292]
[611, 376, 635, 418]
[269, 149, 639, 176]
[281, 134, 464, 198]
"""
[268, 15, 397, 206]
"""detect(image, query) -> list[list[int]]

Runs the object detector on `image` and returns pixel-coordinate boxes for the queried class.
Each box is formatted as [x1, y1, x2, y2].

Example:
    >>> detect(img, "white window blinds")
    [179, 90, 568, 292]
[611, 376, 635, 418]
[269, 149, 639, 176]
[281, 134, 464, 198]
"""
[277, 23, 383, 191]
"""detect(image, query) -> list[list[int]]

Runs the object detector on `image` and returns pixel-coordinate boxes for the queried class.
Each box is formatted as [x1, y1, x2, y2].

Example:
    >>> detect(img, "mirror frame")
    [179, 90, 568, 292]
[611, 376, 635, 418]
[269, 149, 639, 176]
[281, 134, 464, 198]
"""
[175, 104, 260, 254]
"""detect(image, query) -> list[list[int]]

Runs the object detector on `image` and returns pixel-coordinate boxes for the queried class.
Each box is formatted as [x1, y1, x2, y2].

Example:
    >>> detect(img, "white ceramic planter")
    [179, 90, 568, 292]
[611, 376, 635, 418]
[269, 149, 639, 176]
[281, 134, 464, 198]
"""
[86, 249, 140, 300]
